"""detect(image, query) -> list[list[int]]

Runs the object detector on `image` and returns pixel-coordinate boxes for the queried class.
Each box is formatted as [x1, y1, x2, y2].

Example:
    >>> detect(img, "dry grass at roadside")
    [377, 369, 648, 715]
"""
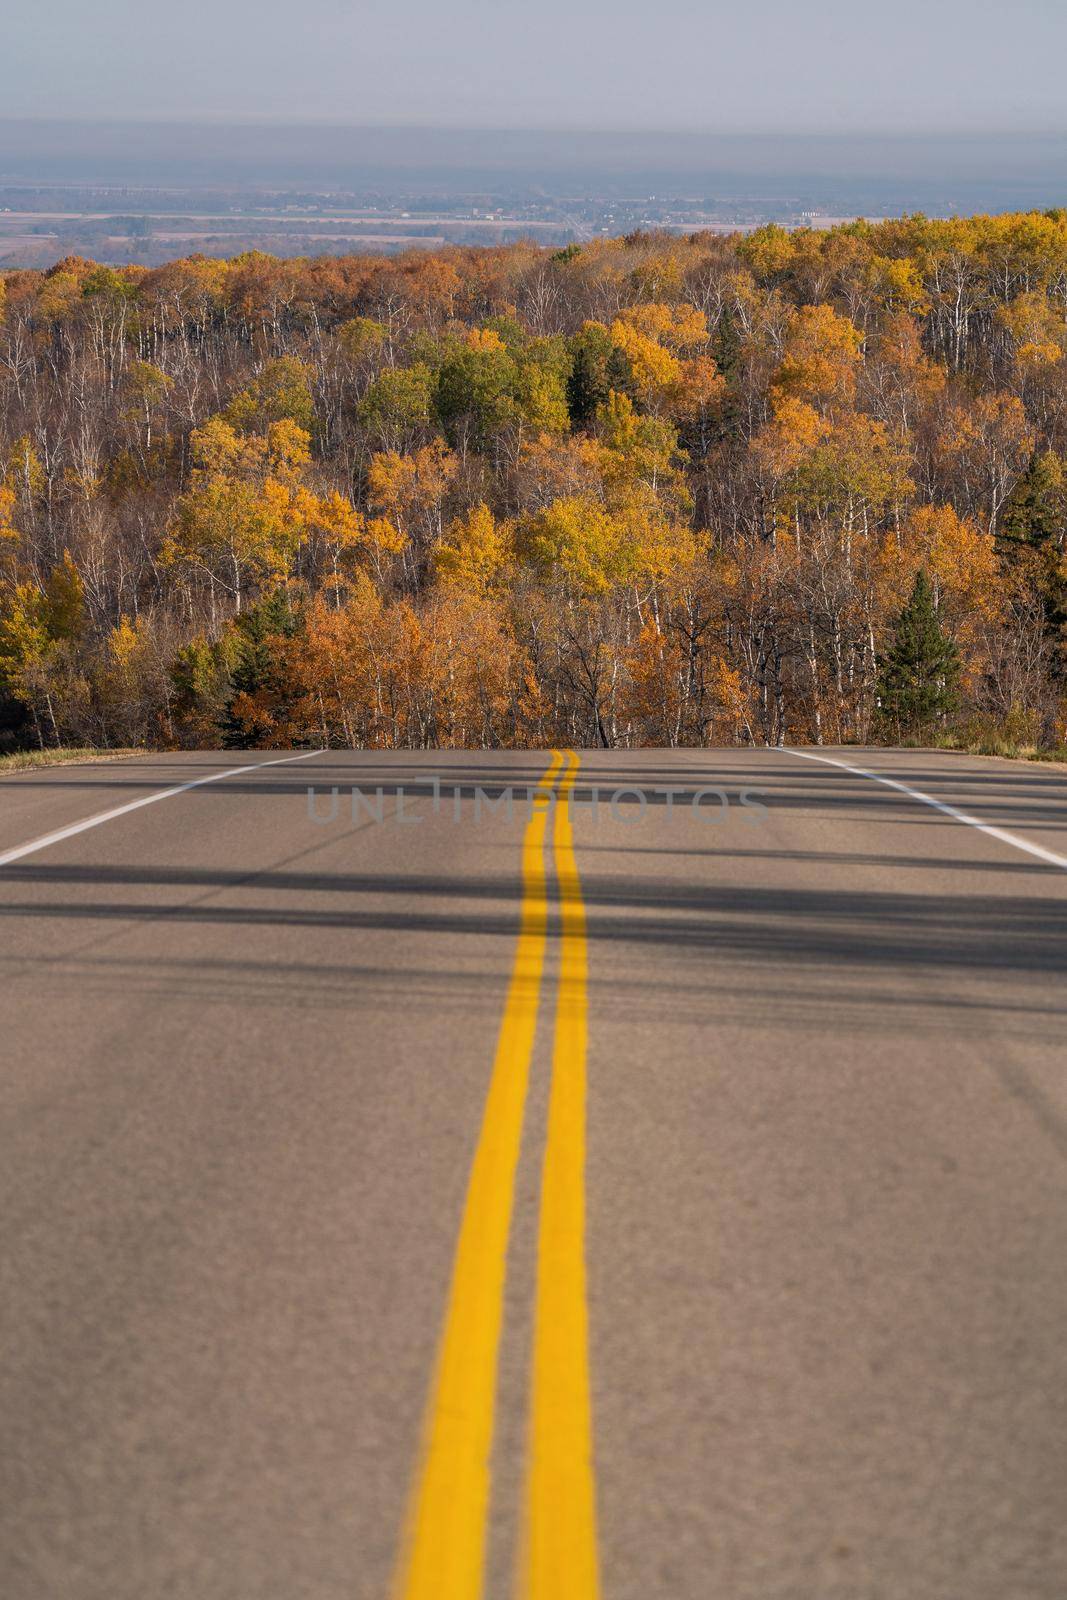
[924, 733, 1067, 769]
[0, 748, 142, 776]
[937, 741, 1067, 769]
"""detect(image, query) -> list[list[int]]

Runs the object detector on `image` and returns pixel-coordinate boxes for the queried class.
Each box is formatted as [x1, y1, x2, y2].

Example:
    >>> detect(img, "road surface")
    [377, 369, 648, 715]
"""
[1, 746, 1066, 1599]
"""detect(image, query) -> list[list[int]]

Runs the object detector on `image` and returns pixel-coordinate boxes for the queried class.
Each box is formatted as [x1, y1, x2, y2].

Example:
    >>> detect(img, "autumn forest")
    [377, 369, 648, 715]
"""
[2, 213, 1066, 752]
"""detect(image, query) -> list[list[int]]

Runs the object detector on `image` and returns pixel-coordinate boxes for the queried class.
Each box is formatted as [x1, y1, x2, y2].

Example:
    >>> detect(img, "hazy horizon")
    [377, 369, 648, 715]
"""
[3, 121, 1066, 195]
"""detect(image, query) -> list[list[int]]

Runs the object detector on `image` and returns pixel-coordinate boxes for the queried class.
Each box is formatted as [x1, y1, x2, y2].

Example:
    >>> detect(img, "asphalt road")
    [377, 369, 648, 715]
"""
[2, 746, 1066, 1600]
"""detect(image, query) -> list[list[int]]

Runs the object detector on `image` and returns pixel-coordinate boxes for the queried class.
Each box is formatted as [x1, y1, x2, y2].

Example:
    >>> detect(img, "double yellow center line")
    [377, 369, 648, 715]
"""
[393, 750, 599, 1600]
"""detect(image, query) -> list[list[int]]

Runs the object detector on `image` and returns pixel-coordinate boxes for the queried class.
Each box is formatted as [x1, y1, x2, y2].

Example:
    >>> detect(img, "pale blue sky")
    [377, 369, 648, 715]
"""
[4, 0, 1064, 133]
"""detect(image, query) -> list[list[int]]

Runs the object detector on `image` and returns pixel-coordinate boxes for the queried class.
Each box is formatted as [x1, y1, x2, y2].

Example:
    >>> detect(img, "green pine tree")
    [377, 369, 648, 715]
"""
[878, 571, 961, 736]
[220, 590, 299, 749]
[565, 323, 633, 429]
[998, 449, 1067, 672]
[999, 449, 1067, 553]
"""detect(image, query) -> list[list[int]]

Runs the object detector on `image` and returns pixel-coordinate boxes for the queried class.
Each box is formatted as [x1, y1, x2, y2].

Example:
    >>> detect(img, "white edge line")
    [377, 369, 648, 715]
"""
[778, 747, 1067, 873]
[0, 748, 325, 869]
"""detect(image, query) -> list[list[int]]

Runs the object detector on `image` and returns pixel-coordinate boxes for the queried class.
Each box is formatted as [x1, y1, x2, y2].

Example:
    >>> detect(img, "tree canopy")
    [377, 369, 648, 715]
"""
[2, 215, 1066, 751]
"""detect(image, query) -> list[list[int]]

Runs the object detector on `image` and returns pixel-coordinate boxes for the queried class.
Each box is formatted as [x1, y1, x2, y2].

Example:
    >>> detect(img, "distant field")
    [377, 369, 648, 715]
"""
[0, 209, 580, 267]
[0, 161, 895, 269]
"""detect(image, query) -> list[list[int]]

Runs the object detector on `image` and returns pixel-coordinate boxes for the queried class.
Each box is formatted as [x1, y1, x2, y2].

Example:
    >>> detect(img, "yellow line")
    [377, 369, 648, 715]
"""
[521, 748, 601, 1600]
[393, 752, 564, 1600]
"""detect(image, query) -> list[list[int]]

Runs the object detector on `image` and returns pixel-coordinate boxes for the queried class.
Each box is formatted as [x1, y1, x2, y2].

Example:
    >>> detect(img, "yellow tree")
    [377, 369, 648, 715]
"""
[366, 440, 458, 586]
[434, 503, 511, 598]
[0, 554, 86, 744]
[162, 418, 314, 616]
[935, 393, 1034, 531]
[772, 303, 863, 415]
[879, 503, 1000, 668]
[866, 313, 946, 434]
[0, 485, 18, 577]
